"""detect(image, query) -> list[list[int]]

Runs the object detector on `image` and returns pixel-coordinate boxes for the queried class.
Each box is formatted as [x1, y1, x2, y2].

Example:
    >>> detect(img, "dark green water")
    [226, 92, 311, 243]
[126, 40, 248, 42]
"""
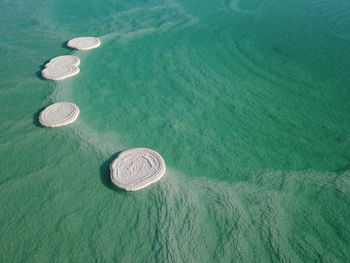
[1, 0, 350, 262]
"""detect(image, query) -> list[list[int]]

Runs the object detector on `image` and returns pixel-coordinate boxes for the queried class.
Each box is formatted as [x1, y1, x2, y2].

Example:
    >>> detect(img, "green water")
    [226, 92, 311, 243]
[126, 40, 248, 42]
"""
[1, 0, 350, 262]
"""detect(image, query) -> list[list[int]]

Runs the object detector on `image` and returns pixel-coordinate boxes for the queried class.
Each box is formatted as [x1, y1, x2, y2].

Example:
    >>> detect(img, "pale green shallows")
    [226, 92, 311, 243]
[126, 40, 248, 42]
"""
[1, 0, 350, 262]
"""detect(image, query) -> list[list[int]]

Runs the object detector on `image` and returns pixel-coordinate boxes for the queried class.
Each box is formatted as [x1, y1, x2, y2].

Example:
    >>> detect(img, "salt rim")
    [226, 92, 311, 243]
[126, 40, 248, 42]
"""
[110, 148, 166, 191]
[67, 37, 101, 50]
[42, 65, 80, 80]
[39, 102, 80, 127]
[45, 55, 80, 68]
[41, 55, 80, 80]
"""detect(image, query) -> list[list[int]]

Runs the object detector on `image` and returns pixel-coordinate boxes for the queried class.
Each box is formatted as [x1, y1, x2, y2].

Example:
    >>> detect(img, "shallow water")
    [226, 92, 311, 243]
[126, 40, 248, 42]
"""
[1, 0, 350, 262]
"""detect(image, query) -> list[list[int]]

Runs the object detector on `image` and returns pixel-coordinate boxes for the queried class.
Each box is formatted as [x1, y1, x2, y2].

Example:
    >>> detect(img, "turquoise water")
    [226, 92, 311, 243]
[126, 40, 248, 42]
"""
[1, 0, 350, 261]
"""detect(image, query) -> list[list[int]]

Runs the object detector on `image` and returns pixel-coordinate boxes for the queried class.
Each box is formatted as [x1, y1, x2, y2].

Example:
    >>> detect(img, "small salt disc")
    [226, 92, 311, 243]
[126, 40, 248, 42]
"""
[39, 102, 80, 127]
[42, 55, 80, 80]
[67, 37, 101, 50]
[110, 148, 166, 191]
[41, 65, 80, 80]
[45, 55, 80, 68]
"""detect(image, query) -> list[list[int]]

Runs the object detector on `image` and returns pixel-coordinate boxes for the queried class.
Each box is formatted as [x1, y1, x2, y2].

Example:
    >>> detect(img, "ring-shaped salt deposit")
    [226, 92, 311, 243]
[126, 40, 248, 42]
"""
[39, 102, 80, 127]
[41, 55, 80, 80]
[42, 65, 80, 80]
[110, 148, 166, 191]
[45, 55, 80, 68]
[67, 37, 101, 50]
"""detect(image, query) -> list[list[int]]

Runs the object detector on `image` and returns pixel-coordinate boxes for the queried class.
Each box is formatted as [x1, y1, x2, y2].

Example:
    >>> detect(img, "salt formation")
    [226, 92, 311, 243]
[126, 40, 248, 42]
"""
[67, 37, 101, 50]
[39, 102, 80, 127]
[41, 55, 80, 80]
[110, 148, 166, 191]
[45, 55, 80, 67]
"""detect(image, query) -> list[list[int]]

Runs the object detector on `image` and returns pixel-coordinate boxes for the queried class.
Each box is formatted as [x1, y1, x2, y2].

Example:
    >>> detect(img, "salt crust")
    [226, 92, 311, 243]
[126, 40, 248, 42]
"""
[45, 55, 80, 68]
[67, 37, 101, 50]
[39, 102, 80, 127]
[41, 55, 80, 80]
[110, 148, 166, 191]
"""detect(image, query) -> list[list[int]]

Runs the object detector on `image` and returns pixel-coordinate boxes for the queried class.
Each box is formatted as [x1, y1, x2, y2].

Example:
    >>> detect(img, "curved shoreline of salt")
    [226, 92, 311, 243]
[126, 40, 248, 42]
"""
[39, 102, 80, 127]
[67, 37, 101, 50]
[110, 148, 166, 191]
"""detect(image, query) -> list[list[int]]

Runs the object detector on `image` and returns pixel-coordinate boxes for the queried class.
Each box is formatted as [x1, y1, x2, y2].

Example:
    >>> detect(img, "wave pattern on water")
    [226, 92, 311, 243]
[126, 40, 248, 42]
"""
[225, 0, 263, 13]
[8, 168, 344, 262]
[144, 169, 350, 262]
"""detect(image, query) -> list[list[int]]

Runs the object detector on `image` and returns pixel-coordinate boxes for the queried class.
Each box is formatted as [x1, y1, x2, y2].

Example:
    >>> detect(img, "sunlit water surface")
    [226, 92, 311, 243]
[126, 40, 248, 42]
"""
[1, 0, 350, 261]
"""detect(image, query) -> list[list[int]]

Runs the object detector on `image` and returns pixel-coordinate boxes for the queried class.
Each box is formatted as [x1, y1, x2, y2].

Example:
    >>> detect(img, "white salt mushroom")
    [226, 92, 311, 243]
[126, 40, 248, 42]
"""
[45, 55, 80, 68]
[39, 102, 80, 127]
[110, 148, 166, 191]
[41, 65, 80, 80]
[41, 55, 80, 80]
[67, 37, 101, 50]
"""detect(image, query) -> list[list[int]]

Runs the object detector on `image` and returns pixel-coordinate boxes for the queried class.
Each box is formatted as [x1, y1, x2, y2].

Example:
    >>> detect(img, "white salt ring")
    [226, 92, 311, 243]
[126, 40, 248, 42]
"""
[45, 55, 80, 68]
[39, 102, 80, 127]
[41, 65, 80, 80]
[42, 55, 80, 80]
[110, 148, 166, 191]
[67, 37, 101, 50]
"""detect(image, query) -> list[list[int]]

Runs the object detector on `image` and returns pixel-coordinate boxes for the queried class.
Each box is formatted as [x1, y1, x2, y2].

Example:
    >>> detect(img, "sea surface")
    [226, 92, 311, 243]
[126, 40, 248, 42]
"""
[1, 0, 350, 262]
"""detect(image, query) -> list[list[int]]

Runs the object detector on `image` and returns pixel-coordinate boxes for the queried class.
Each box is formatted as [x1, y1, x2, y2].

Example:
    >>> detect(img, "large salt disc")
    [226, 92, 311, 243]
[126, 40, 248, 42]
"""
[67, 37, 101, 50]
[39, 102, 80, 127]
[110, 148, 166, 191]
[41, 65, 80, 80]
[45, 55, 80, 68]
